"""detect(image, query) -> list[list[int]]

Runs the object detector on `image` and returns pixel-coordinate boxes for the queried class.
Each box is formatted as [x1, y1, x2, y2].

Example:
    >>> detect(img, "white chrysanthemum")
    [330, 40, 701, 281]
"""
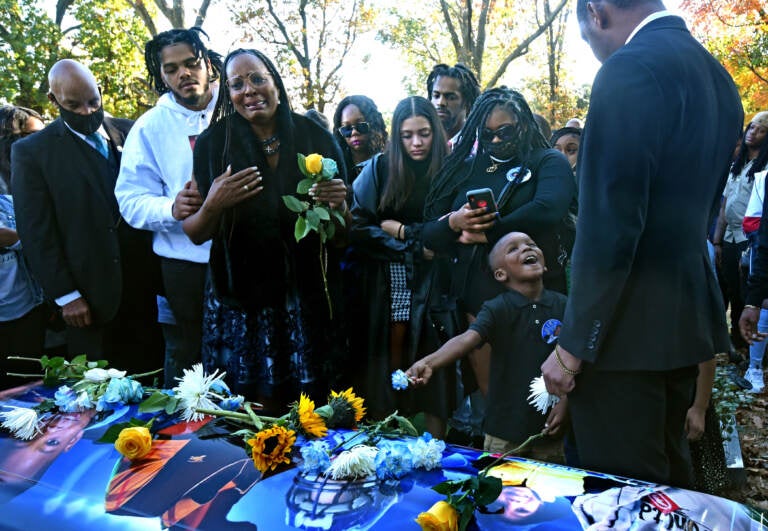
[83, 368, 127, 382]
[172, 363, 227, 421]
[0, 406, 43, 440]
[326, 445, 378, 480]
[528, 376, 560, 414]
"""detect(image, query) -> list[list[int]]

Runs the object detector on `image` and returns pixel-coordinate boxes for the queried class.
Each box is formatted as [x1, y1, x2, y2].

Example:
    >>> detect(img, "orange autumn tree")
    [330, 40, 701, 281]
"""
[681, 0, 768, 113]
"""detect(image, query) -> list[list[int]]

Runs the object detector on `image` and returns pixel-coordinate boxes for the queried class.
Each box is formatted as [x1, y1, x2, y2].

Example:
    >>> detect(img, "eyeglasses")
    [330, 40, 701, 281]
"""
[479, 124, 519, 144]
[338, 122, 370, 138]
[226, 72, 271, 93]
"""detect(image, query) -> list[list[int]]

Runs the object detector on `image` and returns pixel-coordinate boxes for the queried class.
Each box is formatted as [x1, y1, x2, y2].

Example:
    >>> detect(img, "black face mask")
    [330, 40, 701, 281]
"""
[481, 139, 516, 160]
[56, 103, 104, 136]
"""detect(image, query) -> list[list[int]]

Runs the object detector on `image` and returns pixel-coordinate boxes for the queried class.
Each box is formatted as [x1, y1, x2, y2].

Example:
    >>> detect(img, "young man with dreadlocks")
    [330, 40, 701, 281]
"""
[115, 27, 222, 386]
[426, 63, 480, 146]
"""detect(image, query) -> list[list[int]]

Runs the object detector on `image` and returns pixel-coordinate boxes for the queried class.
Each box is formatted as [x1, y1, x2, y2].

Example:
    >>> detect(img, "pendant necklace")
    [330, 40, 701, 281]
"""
[486, 155, 515, 173]
[258, 134, 280, 155]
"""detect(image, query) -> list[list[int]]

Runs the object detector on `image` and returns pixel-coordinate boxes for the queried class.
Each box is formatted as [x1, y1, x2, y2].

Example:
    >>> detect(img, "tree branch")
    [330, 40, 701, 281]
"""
[194, 0, 212, 28]
[484, 0, 568, 88]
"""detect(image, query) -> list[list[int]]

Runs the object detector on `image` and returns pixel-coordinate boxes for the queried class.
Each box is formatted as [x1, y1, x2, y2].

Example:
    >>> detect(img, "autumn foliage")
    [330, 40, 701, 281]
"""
[681, 0, 768, 113]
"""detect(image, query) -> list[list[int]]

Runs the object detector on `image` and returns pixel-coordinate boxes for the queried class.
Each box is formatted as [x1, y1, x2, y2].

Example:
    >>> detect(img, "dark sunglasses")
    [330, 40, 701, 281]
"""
[479, 124, 518, 144]
[226, 72, 271, 93]
[338, 122, 370, 138]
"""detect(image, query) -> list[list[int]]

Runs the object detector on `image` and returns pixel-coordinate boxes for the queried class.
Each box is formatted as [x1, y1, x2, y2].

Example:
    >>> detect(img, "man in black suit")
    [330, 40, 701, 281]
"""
[11, 59, 162, 373]
[542, 0, 743, 487]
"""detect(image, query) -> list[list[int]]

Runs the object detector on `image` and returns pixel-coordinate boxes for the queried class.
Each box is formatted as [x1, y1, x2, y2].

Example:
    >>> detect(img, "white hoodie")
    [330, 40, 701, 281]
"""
[115, 89, 217, 263]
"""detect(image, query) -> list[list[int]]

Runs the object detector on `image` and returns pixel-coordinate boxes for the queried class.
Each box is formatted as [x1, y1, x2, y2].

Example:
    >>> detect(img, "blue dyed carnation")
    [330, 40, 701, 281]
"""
[220, 395, 244, 411]
[391, 370, 409, 391]
[299, 440, 332, 475]
[374, 442, 413, 480]
[54, 386, 80, 412]
[409, 433, 446, 470]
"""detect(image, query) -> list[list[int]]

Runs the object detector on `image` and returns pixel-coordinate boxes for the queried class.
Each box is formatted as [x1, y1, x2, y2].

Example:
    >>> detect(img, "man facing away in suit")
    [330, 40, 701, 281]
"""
[11, 59, 162, 373]
[541, 0, 743, 487]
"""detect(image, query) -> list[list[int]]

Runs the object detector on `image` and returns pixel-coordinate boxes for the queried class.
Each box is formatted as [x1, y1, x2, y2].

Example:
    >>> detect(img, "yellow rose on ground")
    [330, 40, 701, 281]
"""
[114, 426, 153, 460]
[305, 153, 324, 174]
[415, 500, 459, 531]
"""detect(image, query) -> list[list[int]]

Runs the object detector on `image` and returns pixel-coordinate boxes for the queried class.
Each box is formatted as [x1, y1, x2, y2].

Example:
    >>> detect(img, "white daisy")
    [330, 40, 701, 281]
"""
[172, 363, 227, 421]
[528, 376, 560, 414]
[326, 445, 378, 480]
[0, 406, 43, 440]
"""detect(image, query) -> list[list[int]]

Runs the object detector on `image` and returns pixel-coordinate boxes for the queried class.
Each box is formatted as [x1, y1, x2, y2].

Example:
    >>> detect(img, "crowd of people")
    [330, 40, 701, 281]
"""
[0, 0, 764, 497]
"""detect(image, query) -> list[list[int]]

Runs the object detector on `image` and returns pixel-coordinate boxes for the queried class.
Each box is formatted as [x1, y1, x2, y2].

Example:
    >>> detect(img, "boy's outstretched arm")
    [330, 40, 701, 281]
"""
[405, 330, 484, 386]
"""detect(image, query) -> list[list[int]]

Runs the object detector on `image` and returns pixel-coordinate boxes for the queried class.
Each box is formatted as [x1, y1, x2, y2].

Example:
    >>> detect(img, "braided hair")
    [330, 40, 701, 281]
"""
[730, 122, 768, 183]
[426, 63, 481, 114]
[425, 86, 549, 218]
[209, 49, 294, 172]
[0, 105, 44, 188]
[332, 95, 388, 174]
[144, 27, 222, 95]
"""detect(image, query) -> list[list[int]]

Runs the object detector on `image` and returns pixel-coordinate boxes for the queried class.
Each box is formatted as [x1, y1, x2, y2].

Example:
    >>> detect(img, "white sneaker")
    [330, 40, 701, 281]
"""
[744, 367, 765, 393]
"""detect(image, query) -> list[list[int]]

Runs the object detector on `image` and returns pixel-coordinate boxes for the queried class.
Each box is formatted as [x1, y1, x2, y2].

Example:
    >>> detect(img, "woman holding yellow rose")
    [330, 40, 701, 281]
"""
[183, 49, 350, 410]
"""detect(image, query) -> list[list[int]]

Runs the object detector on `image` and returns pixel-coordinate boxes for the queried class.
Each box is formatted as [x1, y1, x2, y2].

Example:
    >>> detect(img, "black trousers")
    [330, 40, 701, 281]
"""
[568, 364, 697, 488]
[0, 303, 48, 389]
[160, 258, 207, 387]
[720, 240, 748, 347]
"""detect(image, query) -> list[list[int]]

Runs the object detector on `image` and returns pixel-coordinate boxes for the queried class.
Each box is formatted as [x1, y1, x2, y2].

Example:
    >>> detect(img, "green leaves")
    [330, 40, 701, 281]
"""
[282, 195, 309, 213]
[429, 460, 502, 530]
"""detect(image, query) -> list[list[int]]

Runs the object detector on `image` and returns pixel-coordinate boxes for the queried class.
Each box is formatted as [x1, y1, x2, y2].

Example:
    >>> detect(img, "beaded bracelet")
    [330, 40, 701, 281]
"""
[555, 344, 581, 376]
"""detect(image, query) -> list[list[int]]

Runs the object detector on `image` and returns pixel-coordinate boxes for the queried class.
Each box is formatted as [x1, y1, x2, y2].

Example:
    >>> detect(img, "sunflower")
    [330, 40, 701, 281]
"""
[327, 387, 366, 428]
[293, 393, 327, 438]
[246, 425, 297, 473]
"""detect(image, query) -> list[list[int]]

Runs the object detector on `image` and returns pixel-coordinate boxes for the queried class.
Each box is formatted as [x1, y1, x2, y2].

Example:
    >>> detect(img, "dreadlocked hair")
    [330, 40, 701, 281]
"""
[209, 49, 294, 173]
[0, 105, 43, 185]
[332, 95, 388, 172]
[425, 86, 548, 218]
[144, 27, 222, 95]
[379, 96, 447, 213]
[426, 63, 481, 113]
[730, 122, 768, 183]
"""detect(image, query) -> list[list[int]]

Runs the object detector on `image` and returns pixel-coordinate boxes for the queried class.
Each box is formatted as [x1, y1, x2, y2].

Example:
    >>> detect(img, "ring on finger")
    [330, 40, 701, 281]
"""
[243, 184, 249, 191]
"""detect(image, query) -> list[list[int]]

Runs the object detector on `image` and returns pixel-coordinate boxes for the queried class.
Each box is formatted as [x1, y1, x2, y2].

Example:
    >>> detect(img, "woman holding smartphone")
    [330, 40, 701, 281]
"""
[349, 96, 450, 436]
[423, 86, 575, 394]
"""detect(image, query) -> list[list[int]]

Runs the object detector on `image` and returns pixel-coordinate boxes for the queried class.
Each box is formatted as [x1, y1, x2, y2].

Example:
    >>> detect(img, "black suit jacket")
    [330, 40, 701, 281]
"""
[559, 16, 743, 370]
[11, 116, 155, 324]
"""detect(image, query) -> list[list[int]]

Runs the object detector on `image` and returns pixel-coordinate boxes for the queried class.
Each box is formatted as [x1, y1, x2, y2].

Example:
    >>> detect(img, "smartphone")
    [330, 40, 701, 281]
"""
[466, 187, 497, 212]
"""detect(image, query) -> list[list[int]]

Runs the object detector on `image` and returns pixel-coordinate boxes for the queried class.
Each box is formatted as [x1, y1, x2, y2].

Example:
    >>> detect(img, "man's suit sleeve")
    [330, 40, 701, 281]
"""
[11, 137, 78, 300]
[557, 59, 663, 363]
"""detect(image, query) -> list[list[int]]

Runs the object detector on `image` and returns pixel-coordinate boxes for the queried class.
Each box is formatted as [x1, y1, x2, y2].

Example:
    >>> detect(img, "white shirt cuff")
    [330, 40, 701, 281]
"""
[56, 291, 82, 307]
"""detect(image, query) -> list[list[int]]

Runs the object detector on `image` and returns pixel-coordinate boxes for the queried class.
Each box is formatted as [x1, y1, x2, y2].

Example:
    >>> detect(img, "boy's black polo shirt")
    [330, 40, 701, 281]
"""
[469, 288, 567, 443]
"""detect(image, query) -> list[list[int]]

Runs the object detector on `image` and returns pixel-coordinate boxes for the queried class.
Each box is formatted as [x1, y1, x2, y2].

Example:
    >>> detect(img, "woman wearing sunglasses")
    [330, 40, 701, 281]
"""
[332, 95, 388, 182]
[422, 87, 575, 398]
[349, 96, 450, 436]
[183, 49, 350, 409]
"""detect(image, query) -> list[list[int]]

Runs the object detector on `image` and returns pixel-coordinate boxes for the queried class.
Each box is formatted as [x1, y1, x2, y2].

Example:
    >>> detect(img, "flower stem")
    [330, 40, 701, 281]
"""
[194, 407, 279, 425]
[6, 356, 44, 364]
[131, 368, 164, 379]
[479, 431, 546, 476]
[320, 242, 333, 319]
[5, 372, 44, 378]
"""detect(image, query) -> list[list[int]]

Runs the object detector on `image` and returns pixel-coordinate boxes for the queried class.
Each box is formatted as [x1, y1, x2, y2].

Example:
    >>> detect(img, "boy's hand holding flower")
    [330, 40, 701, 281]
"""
[405, 360, 433, 387]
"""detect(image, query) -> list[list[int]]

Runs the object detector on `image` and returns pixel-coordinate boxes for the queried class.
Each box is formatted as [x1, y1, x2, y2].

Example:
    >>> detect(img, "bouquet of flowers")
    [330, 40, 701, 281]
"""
[0, 355, 162, 441]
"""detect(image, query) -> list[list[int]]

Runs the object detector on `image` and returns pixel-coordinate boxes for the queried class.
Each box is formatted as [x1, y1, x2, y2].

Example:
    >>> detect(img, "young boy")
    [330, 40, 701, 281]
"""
[406, 231, 568, 458]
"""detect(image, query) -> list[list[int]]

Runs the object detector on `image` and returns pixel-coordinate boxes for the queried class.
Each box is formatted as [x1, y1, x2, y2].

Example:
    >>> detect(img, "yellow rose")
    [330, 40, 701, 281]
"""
[305, 153, 324, 174]
[415, 500, 459, 531]
[114, 426, 153, 460]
